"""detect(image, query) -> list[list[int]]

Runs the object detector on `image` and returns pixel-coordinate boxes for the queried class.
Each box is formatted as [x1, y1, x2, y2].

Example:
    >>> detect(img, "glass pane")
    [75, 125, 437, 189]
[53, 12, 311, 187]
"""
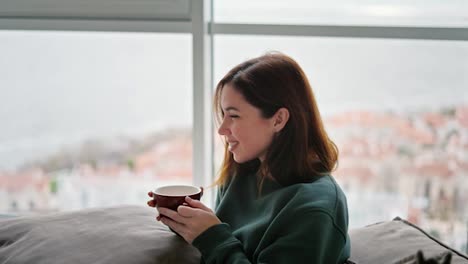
[214, 35, 468, 252]
[214, 0, 468, 27]
[0, 30, 193, 213]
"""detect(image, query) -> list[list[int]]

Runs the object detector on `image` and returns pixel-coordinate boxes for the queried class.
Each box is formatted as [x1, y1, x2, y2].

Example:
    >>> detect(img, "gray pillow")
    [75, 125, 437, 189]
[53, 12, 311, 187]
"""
[0, 206, 201, 264]
[349, 217, 468, 264]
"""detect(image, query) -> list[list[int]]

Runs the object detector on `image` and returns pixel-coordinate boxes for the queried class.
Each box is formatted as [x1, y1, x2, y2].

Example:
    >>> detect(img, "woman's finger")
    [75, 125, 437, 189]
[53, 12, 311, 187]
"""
[160, 216, 185, 236]
[147, 200, 156, 207]
[177, 205, 196, 218]
[185, 196, 210, 211]
[158, 207, 186, 223]
[147, 191, 153, 197]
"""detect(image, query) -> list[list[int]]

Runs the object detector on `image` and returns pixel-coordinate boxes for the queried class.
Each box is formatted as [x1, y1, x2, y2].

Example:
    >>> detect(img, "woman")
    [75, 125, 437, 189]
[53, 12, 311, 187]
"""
[147, 52, 350, 263]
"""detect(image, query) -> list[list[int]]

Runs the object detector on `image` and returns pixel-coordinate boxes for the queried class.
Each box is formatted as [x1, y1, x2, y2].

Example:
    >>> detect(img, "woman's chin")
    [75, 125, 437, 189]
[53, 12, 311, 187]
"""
[232, 156, 242, 163]
[232, 154, 258, 164]
[232, 154, 246, 164]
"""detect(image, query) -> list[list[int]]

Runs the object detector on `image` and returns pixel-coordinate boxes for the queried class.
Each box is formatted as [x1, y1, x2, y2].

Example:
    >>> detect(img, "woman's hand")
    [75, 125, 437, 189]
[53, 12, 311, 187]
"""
[157, 196, 221, 244]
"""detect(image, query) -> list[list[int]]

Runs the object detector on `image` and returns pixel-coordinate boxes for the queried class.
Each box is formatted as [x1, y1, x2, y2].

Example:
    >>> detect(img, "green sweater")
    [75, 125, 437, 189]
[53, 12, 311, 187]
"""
[192, 174, 350, 264]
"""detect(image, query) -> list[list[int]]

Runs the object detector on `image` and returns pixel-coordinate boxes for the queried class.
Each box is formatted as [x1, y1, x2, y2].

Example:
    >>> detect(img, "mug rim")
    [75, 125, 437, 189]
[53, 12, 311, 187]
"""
[153, 185, 202, 197]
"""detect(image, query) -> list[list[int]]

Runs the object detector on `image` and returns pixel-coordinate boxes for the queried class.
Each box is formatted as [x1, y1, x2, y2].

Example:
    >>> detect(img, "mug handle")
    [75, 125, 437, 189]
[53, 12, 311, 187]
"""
[200, 186, 204, 198]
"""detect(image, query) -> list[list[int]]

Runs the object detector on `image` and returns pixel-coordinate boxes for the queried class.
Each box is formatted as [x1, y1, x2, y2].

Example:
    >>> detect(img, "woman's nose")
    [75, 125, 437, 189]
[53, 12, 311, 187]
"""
[218, 122, 230, 136]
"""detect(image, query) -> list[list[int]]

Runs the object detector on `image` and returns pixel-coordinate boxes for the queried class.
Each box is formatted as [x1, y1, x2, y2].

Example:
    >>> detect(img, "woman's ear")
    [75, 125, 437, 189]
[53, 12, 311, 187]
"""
[273, 108, 289, 132]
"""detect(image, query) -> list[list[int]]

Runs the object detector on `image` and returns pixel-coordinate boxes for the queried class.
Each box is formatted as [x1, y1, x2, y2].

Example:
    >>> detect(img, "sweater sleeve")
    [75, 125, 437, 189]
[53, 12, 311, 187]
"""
[257, 210, 348, 263]
[192, 223, 251, 264]
[192, 211, 348, 264]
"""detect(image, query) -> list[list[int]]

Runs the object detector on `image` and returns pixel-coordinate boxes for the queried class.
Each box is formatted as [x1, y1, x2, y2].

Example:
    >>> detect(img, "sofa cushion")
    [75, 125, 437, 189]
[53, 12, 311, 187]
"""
[0, 205, 201, 264]
[349, 217, 468, 264]
[2, 207, 467, 264]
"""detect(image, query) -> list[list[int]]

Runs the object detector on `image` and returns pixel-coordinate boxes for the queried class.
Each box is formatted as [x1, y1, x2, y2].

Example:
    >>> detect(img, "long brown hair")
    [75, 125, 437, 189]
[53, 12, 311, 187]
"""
[214, 52, 338, 188]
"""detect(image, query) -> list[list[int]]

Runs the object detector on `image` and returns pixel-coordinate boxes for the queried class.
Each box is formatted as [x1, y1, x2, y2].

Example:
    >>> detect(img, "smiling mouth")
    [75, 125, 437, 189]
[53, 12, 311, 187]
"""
[228, 142, 238, 151]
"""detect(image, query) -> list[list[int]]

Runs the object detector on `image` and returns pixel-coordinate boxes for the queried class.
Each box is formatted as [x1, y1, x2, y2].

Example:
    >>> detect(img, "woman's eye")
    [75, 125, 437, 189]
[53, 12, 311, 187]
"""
[229, 115, 239, 119]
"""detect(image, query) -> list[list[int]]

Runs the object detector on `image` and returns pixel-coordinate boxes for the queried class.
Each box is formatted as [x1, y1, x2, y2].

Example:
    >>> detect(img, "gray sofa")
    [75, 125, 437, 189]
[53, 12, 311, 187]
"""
[348, 217, 467, 263]
[0, 206, 467, 263]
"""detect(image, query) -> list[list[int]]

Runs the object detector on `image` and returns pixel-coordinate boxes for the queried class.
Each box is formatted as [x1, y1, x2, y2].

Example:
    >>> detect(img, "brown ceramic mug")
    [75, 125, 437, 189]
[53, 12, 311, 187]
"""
[152, 185, 203, 211]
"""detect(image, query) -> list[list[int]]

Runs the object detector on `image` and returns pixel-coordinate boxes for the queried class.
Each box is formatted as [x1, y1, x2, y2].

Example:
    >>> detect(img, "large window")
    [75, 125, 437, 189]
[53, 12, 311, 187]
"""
[1, 0, 466, 253]
[214, 35, 468, 251]
[0, 30, 193, 212]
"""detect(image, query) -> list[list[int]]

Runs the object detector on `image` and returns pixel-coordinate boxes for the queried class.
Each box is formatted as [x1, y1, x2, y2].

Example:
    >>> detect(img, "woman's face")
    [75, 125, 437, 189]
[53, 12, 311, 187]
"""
[217, 84, 277, 163]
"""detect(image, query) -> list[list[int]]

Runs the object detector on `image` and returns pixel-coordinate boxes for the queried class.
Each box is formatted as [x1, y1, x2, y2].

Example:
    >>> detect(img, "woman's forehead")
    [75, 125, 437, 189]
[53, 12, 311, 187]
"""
[221, 84, 245, 107]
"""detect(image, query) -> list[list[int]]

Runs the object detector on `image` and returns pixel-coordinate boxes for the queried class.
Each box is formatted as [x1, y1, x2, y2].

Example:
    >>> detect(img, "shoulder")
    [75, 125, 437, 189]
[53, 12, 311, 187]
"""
[292, 175, 348, 226]
[263, 176, 349, 245]
[289, 175, 346, 211]
[285, 175, 349, 237]
[280, 175, 348, 231]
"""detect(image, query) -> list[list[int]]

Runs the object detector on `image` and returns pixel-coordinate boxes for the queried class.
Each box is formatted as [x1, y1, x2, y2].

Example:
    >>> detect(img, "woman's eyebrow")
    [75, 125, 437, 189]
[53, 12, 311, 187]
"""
[224, 106, 240, 112]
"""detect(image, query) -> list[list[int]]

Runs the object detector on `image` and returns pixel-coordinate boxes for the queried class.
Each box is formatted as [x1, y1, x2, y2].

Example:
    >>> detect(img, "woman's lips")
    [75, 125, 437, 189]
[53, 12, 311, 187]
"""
[228, 141, 239, 151]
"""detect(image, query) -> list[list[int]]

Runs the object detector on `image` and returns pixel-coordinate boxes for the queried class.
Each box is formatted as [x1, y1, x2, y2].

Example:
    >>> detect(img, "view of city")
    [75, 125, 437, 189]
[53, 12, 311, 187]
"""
[1, 104, 467, 252]
[0, 128, 192, 213]
[328, 105, 468, 252]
